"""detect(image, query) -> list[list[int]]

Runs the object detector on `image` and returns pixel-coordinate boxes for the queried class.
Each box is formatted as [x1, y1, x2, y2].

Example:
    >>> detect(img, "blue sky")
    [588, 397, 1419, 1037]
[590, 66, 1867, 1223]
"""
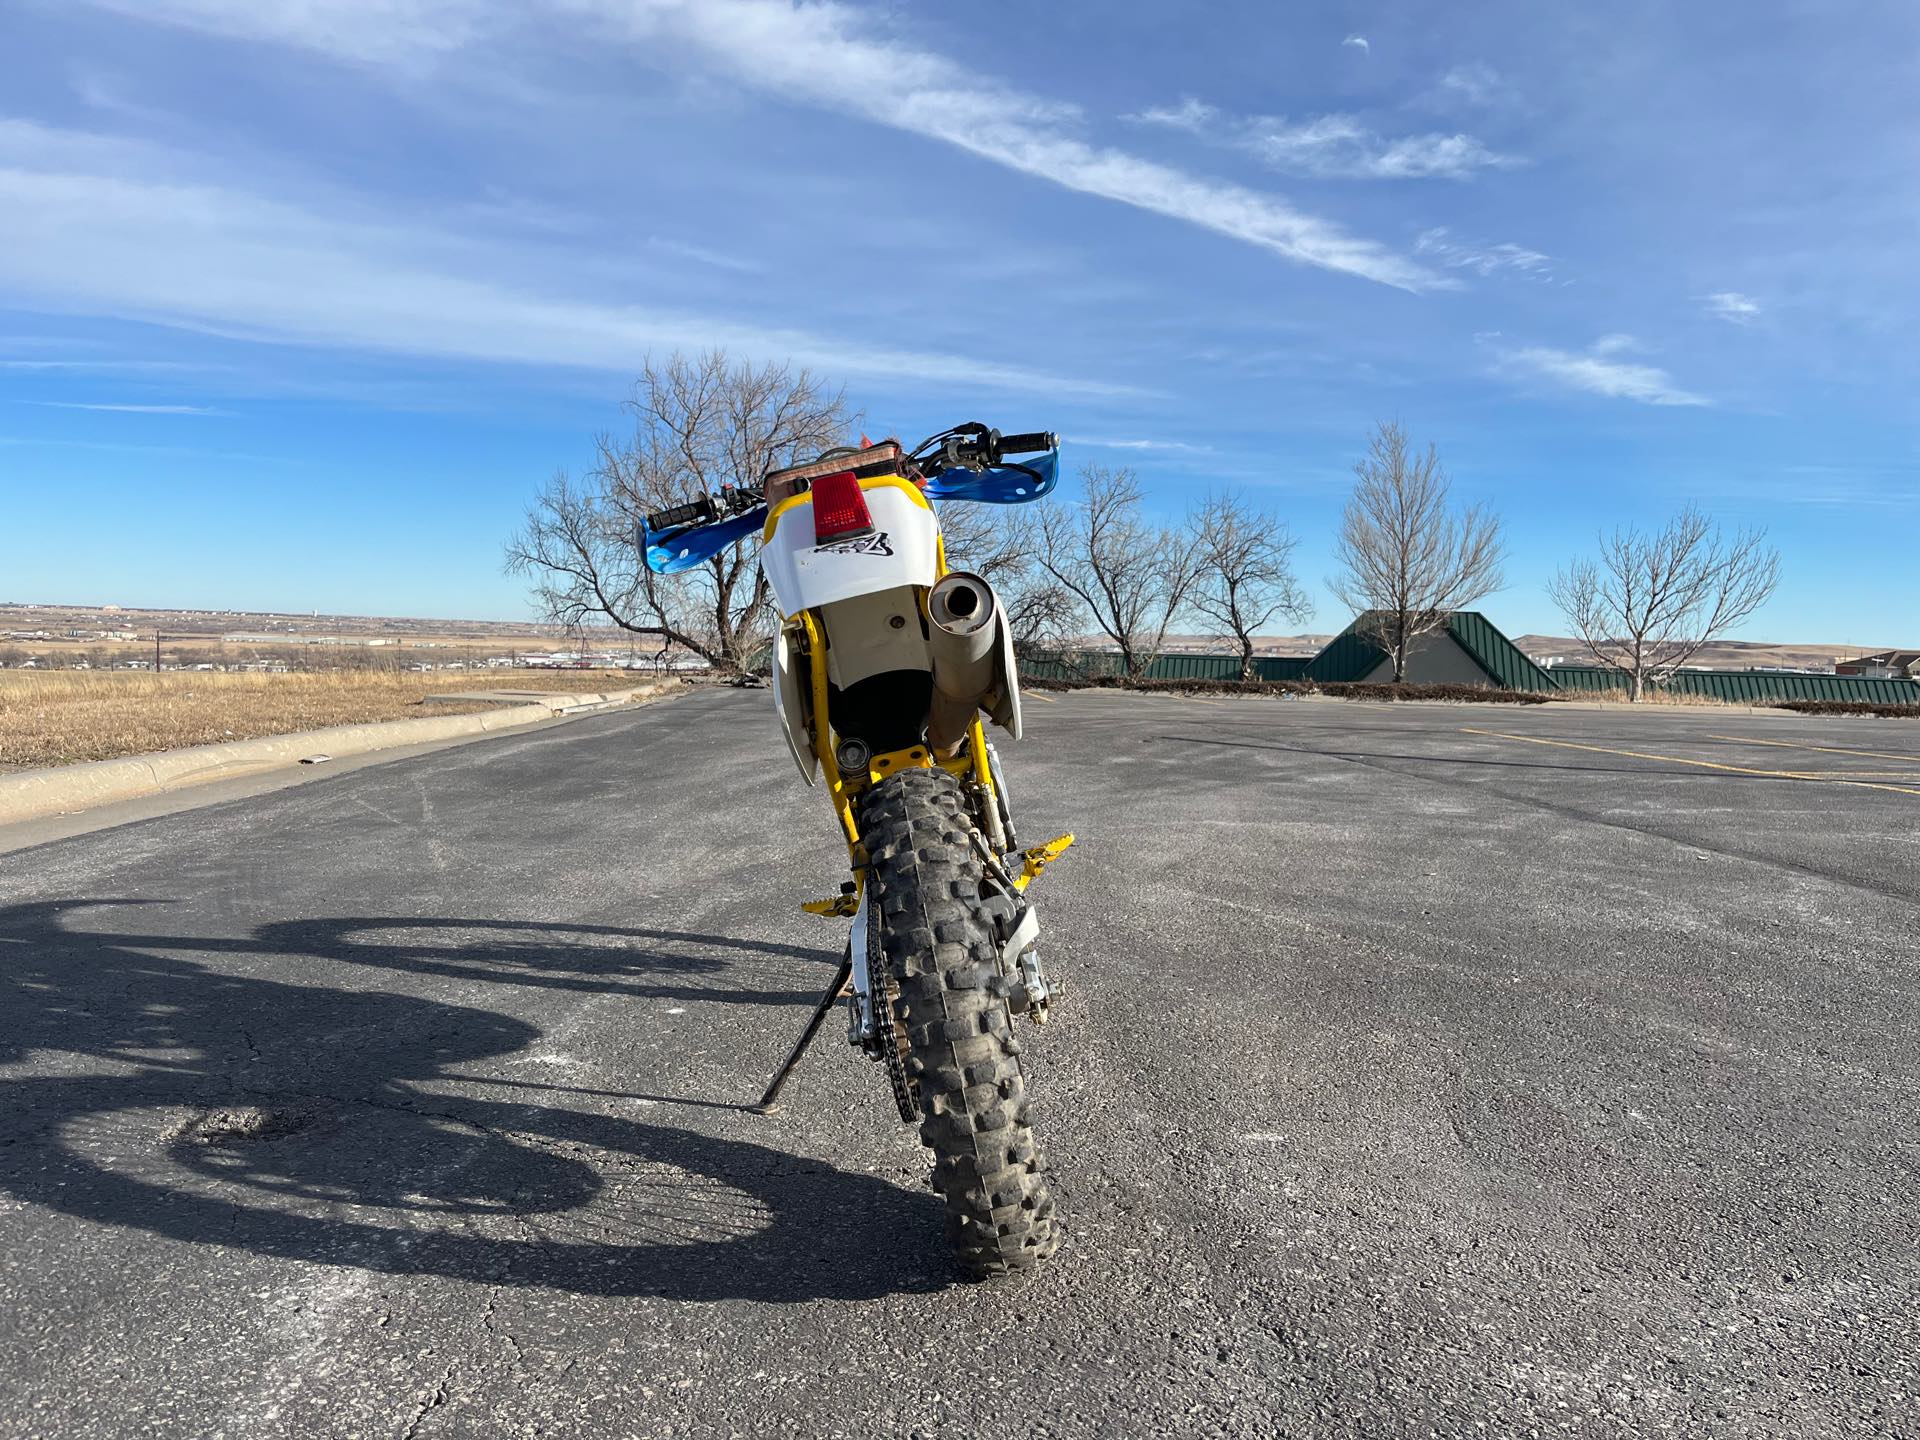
[1, 0, 1915, 643]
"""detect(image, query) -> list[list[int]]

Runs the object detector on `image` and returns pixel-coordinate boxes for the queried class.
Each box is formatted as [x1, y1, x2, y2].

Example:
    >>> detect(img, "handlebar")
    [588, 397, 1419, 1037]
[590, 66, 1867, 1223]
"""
[646, 495, 719, 532]
[996, 431, 1057, 457]
[925, 424, 1059, 471]
[644, 423, 1057, 536]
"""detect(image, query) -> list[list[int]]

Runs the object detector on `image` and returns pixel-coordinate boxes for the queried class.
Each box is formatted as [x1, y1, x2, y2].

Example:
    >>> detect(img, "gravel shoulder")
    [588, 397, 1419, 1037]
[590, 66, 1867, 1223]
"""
[0, 669, 659, 771]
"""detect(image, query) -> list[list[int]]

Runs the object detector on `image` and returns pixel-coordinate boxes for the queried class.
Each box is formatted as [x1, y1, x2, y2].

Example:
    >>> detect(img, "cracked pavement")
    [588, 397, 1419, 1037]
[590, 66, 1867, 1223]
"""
[0, 688, 1916, 1437]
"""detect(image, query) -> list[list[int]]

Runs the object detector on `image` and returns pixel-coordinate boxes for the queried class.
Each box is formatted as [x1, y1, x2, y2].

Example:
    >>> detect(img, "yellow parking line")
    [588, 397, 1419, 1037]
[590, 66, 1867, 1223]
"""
[1710, 733, 1920, 764]
[1026, 691, 1059, 705]
[1459, 728, 1920, 798]
[1775, 770, 1920, 779]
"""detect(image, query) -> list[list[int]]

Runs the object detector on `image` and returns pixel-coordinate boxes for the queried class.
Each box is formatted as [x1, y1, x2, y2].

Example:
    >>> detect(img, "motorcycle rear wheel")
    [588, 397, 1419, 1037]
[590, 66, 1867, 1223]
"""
[856, 767, 1060, 1278]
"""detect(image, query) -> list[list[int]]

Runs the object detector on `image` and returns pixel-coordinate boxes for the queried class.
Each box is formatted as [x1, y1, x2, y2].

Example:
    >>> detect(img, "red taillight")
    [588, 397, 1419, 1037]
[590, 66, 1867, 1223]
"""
[810, 471, 874, 543]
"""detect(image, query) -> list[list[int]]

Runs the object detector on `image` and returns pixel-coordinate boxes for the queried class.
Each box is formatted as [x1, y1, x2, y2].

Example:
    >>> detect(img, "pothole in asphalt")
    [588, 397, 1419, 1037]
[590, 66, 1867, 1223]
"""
[173, 1103, 326, 1146]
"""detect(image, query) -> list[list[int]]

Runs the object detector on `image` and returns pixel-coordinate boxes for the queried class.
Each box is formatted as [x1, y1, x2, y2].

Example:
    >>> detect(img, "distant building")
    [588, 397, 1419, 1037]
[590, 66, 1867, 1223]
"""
[1835, 649, 1920, 679]
[223, 633, 396, 647]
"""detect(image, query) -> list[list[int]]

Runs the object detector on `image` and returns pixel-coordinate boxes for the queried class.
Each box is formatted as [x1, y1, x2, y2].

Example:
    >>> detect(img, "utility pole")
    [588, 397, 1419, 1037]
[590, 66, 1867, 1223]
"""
[154, 629, 161, 673]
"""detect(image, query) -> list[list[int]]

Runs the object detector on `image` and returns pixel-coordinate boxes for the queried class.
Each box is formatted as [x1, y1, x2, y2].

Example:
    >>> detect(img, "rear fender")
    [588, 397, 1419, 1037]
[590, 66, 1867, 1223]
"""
[819, 586, 930, 689]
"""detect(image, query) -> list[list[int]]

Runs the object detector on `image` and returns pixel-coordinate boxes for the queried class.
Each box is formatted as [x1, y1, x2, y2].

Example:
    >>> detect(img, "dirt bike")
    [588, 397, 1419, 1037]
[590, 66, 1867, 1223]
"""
[642, 423, 1073, 1277]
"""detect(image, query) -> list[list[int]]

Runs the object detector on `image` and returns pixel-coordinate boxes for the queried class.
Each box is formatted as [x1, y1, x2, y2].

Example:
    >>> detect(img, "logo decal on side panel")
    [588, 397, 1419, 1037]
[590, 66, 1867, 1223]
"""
[811, 532, 894, 557]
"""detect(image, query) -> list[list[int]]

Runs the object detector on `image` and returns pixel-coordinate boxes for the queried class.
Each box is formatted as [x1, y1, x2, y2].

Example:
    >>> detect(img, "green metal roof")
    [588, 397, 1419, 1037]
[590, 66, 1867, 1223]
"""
[1444, 611, 1558, 691]
[1301, 611, 1553, 690]
[1012, 617, 1919, 705]
[1302, 622, 1388, 682]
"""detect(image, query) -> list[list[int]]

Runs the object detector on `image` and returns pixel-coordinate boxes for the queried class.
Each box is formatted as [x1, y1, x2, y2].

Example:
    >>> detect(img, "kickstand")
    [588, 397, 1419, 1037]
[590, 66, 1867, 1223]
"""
[753, 953, 853, 1113]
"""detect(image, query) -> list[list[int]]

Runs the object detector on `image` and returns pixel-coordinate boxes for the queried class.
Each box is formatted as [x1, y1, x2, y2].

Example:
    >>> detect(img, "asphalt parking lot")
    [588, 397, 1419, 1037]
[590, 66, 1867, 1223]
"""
[1, 688, 1915, 1437]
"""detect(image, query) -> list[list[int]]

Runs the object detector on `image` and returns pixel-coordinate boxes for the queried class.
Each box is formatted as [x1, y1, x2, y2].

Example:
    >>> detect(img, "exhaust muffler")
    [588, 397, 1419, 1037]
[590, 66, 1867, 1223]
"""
[926, 571, 1003, 754]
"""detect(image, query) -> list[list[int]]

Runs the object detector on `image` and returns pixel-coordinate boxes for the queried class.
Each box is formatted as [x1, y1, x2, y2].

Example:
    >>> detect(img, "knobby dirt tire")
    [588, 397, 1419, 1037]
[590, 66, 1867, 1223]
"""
[856, 767, 1060, 1278]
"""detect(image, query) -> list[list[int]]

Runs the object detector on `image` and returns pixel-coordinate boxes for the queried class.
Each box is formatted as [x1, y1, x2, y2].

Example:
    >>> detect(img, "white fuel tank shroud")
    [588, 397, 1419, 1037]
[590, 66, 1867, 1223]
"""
[760, 482, 939, 620]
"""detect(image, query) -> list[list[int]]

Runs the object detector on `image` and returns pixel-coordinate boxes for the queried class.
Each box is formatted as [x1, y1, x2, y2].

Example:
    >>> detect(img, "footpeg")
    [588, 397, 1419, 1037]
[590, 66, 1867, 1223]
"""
[1014, 833, 1074, 891]
[801, 886, 859, 918]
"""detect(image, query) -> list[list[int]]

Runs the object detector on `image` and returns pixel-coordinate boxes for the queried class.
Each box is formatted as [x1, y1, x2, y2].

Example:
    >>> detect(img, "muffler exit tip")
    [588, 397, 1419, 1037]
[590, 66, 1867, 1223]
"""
[928, 572, 995, 636]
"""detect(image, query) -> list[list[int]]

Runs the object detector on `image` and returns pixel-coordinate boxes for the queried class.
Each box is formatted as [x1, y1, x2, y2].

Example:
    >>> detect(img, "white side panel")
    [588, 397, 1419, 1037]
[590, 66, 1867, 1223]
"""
[761, 485, 939, 619]
[988, 607, 1023, 739]
[773, 626, 817, 785]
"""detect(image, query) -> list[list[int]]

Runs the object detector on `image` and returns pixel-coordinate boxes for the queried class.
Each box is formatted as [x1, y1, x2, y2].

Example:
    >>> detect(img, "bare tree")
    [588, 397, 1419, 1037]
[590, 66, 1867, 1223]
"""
[936, 501, 1032, 587]
[1036, 464, 1201, 679]
[1189, 489, 1311, 680]
[999, 579, 1085, 663]
[1329, 422, 1505, 682]
[939, 501, 1082, 659]
[506, 352, 851, 672]
[1548, 504, 1780, 701]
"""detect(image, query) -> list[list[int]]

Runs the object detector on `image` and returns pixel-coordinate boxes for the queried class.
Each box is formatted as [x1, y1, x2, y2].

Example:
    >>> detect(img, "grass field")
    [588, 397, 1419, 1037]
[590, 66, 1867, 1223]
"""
[0, 669, 663, 771]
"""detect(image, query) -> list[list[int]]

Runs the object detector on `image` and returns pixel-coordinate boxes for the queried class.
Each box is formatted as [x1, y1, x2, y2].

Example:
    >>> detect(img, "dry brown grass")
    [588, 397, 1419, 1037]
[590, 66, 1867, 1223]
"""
[0, 669, 657, 771]
[1572, 689, 1733, 708]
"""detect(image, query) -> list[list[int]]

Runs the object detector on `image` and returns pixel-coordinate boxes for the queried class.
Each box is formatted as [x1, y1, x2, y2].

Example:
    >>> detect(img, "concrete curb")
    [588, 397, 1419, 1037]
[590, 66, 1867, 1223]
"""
[0, 684, 668, 826]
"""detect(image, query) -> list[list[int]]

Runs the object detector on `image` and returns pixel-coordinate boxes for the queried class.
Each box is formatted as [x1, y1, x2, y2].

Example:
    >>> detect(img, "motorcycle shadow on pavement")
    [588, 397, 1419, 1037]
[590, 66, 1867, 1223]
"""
[251, 913, 840, 1009]
[0, 899, 950, 1302]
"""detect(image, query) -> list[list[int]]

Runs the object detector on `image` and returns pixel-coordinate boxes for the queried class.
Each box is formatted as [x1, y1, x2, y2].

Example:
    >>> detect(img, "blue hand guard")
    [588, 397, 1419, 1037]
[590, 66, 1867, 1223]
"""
[642, 506, 766, 575]
[922, 448, 1059, 505]
[639, 449, 1059, 575]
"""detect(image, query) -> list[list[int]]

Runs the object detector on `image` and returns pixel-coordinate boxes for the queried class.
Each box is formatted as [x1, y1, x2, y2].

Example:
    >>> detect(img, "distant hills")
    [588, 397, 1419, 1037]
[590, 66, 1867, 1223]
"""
[1510, 635, 1885, 672]
[6, 603, 1897, 674]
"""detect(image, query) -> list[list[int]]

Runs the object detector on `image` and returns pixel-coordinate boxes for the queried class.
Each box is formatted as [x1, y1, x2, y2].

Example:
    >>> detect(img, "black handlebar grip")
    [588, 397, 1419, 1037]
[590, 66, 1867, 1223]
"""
[647, 496, 716, 531]
[997, 431, 1057, 456]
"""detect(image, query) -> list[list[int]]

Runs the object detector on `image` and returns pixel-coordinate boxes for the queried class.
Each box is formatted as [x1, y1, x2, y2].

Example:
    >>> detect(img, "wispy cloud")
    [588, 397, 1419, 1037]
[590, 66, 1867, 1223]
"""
[77, 0, 500, 67]
[1703, 290, 1761, 324]
[1690, 465, 1920, 512]
[68, 66, 179, 129]
[1131, 102, 1515, 181]
[1, 357, 212, 373]
[1125, 98, 1216, 134]
[1495, 335, 1709, 407]
[69, 0, 1440, 291]
[1071, 436, 1214, 454]
[23, 400, 230, 414]
[1342, 35, 1370, 54]
[0, 127, 1138, 398]
[611, 1, 1442, 287]
[1244, 115, 1516, 180]
[0, 435, 291, 462]
[462, 189, 589, 235]
[647, 236, 766, 275]
[1437, 63, 1511, 108]
[1416, 226, 1553, 279]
